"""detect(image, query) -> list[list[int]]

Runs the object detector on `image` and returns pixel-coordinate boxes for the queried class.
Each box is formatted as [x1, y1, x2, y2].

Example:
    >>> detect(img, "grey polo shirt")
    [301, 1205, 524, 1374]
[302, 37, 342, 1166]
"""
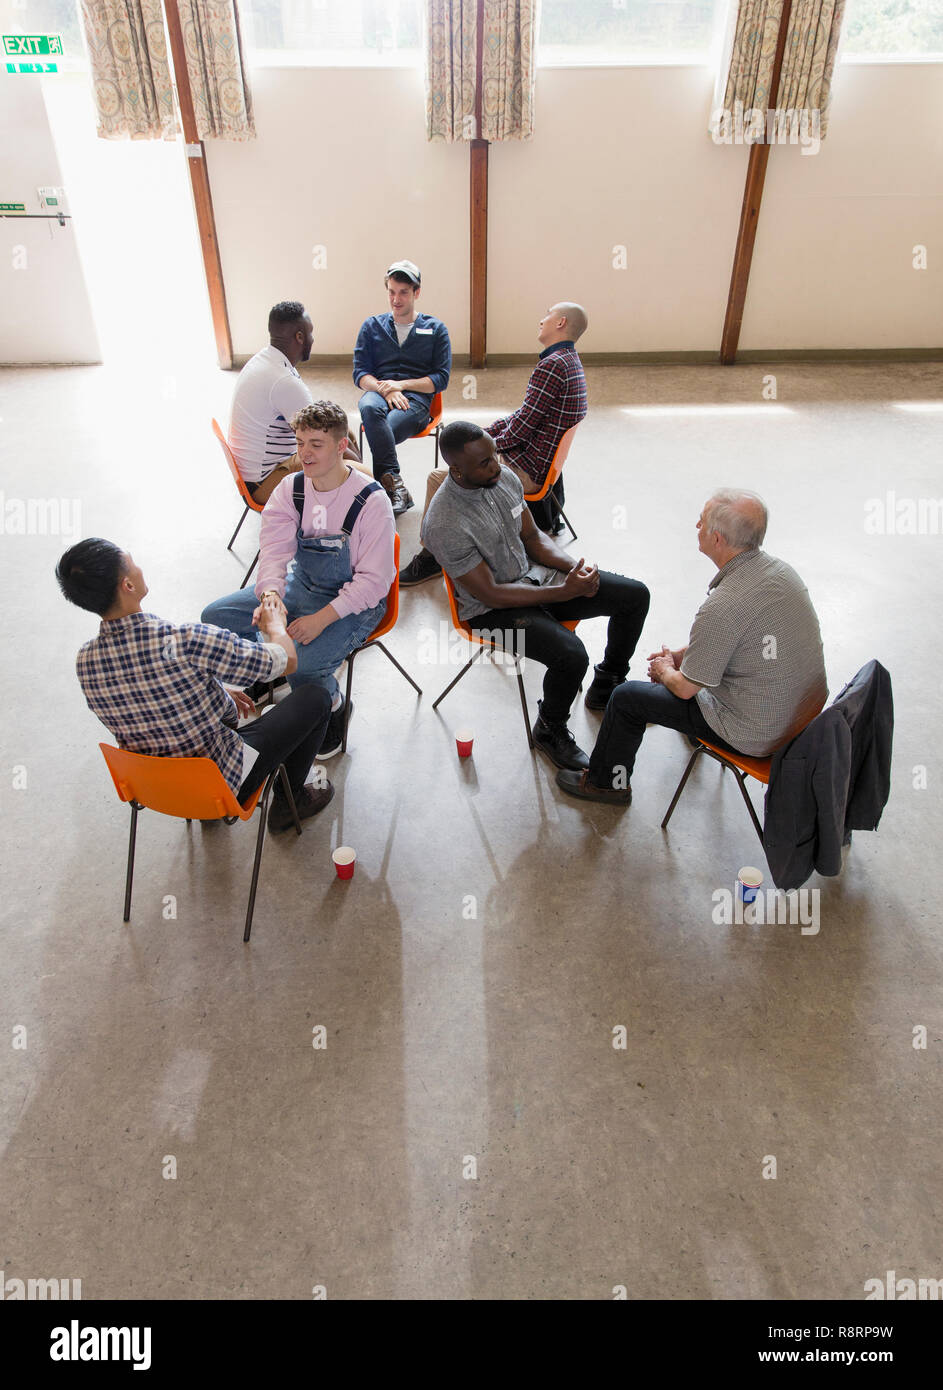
[681, 549, 828, 755]
[422, 466, 559, 621]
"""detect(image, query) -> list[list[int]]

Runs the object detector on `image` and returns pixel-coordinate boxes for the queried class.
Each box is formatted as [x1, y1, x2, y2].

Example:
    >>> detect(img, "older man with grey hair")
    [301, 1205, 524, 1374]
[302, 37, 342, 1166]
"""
[557, 489, 828, 805]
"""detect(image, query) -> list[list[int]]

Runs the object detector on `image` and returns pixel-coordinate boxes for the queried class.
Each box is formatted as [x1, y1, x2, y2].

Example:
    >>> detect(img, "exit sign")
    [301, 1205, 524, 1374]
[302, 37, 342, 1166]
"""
[0, 203, 26, 212]
[3, 34, 63, 56]
[5, 61, 58, 73]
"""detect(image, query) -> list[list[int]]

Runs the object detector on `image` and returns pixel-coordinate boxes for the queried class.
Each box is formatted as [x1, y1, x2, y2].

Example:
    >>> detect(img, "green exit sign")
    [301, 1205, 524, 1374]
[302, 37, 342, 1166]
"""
[5, 61, 58, 74]
[3, 34, 63, 56]
[0, 203, 26, 213]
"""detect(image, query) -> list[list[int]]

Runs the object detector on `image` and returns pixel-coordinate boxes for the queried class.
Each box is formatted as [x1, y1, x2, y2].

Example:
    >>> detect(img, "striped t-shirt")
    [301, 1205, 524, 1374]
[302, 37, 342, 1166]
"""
[681, 549, 827, 756]
[228, 345, 313, 485]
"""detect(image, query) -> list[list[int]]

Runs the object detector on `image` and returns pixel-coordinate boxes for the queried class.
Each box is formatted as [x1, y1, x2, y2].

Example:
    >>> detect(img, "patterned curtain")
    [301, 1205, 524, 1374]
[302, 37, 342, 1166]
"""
[715, 0, 845, 139]
[425, 0, 537, 143]
[177, 0, 255, 141]
[80, 0, 254, 141]
[79, 0, 177, 140]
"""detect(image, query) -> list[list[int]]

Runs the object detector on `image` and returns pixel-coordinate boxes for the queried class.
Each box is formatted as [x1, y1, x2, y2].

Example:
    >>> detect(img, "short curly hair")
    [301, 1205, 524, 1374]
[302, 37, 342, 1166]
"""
[290, 400, 349, 440]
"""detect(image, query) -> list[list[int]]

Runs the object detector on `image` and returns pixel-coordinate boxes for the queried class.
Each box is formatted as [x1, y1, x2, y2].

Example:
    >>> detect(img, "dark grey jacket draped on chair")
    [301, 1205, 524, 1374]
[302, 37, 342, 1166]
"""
[763, 660, 893, 890]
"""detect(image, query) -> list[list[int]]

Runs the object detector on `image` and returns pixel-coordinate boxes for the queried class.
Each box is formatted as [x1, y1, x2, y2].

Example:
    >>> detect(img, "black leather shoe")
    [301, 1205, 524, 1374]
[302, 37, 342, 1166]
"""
[245, 675, 287, 702]
[267, 779, 334, 832]
[584, 663, 626, 711]
[556, 768, 631, 805]
[399, 548, 442, 586]
[532, 704, 589, 771]
[379, 471, 414, 516]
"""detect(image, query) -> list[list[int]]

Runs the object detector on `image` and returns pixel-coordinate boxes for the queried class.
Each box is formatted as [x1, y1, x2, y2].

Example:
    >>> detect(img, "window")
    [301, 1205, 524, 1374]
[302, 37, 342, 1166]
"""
[239, 0, 422, 64]
[0, 0, 84, 66]
[842, 0, 943, 57]
[537, 0, 727, 65]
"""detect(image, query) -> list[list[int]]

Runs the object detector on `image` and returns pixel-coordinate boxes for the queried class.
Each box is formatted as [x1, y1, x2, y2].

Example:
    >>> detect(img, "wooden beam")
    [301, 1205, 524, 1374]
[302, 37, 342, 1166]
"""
[163, 0, 234, 370]
[470, 141, 488, 367]
[470, 0, 488, 367]
[720, 0, 794, 366]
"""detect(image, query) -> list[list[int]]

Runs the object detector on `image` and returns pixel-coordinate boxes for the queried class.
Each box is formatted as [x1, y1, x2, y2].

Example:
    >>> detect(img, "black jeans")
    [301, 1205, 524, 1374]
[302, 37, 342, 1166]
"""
[587, 680, 740, 789]
[237, 684, 332, 805]
[471, 571, 650, 725]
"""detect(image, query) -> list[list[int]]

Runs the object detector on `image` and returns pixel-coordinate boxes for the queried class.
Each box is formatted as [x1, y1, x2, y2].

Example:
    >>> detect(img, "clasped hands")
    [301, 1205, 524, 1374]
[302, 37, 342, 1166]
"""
[647, 645, 684, 685]
[376, 380, 410, 411]
[252, 591, 328, 647]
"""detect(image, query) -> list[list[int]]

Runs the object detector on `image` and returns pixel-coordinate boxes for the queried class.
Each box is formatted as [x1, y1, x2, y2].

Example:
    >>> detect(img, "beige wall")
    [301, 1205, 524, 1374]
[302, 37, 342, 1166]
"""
[206, 60, 943, 359]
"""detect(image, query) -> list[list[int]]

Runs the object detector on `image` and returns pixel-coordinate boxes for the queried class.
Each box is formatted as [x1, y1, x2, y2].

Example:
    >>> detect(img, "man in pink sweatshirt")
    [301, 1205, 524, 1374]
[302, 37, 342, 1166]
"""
[203, 401, 395, 757]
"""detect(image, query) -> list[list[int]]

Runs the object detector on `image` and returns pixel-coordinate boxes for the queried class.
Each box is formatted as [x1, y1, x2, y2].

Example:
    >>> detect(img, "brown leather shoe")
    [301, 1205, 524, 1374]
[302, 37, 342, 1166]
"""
[267, 780, 335, 832]
[379, 471, 415, 516]
[555, 768, 632, 805]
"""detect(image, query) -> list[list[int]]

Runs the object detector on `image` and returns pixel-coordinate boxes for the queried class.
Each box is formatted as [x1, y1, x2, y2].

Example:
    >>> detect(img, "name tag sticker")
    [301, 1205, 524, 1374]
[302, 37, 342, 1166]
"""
[415, 327, 434, 334]
[511, 502, 524, 517]
[318, 537, 344, 548]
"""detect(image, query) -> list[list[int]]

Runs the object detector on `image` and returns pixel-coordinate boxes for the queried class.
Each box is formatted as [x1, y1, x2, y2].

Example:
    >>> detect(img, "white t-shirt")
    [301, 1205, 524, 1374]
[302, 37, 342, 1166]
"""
[228, 345, 313, 484]
[393, 318, 415, 346]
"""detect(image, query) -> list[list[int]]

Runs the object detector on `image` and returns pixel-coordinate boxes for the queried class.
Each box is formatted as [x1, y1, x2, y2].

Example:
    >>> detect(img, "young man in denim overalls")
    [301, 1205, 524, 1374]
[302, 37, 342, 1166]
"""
[203, 401, 396, 757]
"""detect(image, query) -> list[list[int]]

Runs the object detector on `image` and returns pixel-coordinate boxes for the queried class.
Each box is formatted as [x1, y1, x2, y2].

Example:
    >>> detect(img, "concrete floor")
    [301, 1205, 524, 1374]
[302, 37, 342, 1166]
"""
[1, 357, 941, 1300]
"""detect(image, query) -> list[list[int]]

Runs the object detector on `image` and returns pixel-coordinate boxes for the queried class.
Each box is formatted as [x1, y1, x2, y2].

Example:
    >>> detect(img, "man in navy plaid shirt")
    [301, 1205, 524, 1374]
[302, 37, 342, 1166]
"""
[399, 302, 588, 586]
[57, 539, 334, 832]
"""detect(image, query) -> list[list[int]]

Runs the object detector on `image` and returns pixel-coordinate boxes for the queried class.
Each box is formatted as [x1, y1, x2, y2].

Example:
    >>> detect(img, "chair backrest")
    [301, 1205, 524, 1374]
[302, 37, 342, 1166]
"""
[363, 533, 402, 642]
[99, 743, 257, 822]
[544, 423, 579, 490]
[212, 417, 263, 513]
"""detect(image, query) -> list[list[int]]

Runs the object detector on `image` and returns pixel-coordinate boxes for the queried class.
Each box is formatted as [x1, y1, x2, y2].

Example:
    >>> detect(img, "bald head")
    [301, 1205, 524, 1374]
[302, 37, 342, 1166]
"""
[701, 490, 768, 551]
[549, 302, 588, 342]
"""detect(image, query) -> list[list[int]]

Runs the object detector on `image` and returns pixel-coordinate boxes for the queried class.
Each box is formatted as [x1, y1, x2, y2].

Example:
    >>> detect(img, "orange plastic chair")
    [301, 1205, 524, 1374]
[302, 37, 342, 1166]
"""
[358, 391, 444, 470]
[340, 533, 422, 752]
[661, 701, 824, 847]
[99, 743, 301, 943]
[214, 417, 266, 589]
[432, 571, 580, 750]
[522, 422, 579, 541]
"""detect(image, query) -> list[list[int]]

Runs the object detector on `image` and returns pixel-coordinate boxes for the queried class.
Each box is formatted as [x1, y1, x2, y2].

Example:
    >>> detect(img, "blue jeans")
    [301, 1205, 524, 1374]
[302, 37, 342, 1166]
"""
[201, 591, 386, 703]
[358, 391, 430, 478]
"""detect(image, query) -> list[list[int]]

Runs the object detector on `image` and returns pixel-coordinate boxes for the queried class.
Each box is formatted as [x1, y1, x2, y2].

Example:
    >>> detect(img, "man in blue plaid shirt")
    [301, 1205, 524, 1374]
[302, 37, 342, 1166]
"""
[57, 539, 333, 832]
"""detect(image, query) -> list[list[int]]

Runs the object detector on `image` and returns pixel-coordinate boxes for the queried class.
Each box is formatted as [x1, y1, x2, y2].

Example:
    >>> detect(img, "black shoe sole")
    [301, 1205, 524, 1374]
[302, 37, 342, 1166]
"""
[267, 782, 335, 832]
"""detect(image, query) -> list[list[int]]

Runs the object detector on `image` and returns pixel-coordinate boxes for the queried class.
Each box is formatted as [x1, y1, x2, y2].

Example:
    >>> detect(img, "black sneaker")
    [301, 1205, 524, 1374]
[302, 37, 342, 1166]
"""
[584, 663, 626, 711]
[399, 548, 442, 587]
[532, 703, 590, 771]
[267, 779, 334, 832]
[245, 675, 287, 702]
[316, 696, 352, 760]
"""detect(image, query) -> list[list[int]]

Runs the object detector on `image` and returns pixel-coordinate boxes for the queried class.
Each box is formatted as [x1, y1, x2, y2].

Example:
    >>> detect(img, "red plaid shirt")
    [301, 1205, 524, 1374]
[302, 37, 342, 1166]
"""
[486, 342, 587, 486]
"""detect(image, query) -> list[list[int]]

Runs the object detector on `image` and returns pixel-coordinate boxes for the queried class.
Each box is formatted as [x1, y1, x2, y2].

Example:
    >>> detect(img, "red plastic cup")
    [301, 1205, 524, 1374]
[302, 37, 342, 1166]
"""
[332, 846, 356, 880]
[456, 729, 474, 758]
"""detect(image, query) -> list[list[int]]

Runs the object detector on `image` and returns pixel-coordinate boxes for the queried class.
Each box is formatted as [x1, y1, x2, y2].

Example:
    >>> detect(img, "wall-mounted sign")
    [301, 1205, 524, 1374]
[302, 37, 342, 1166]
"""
[5, 62, 58, 73]
[0, 203, 27, 213]
[3, 34, 63, 56]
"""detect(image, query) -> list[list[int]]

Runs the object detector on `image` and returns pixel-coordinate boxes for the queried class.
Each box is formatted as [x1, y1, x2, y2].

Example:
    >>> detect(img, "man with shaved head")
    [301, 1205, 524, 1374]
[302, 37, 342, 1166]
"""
[400, 301, 589, 585]
[557, 489, 828, 805]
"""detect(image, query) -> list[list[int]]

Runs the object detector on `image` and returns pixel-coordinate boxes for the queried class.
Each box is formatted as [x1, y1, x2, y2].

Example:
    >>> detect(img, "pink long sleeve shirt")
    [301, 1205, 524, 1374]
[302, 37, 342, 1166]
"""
[255, 467, 396, 619]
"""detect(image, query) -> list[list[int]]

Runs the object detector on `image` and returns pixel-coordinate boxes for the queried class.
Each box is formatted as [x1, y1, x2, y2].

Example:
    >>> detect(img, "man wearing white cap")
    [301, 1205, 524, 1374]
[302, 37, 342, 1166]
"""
[353, 260, 452, 516]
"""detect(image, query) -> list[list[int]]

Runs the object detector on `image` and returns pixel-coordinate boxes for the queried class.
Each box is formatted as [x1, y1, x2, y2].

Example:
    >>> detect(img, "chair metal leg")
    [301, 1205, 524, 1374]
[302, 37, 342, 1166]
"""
[373, 640, 423, 695]
[227, 504, 249, 551]
[277, 763, 302, 836]
[123, 802, 140, 921]
[244, 771, 276, 943]
[341, 649, 357, 753]
[548, 490, 577, 542]
[239, 551, 259, 589]
[732, 768, 766, 845]
[434, 428, 439, 468]
[433, 652, 480, 709]
[660, 746, 703, 830]
[514, 657, 535, 749]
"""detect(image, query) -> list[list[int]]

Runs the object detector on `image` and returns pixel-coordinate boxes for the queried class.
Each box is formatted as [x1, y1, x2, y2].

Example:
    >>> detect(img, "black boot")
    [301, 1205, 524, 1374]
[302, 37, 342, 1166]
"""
[584, 663, 626, 711]
[531, 702, 589, 771]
